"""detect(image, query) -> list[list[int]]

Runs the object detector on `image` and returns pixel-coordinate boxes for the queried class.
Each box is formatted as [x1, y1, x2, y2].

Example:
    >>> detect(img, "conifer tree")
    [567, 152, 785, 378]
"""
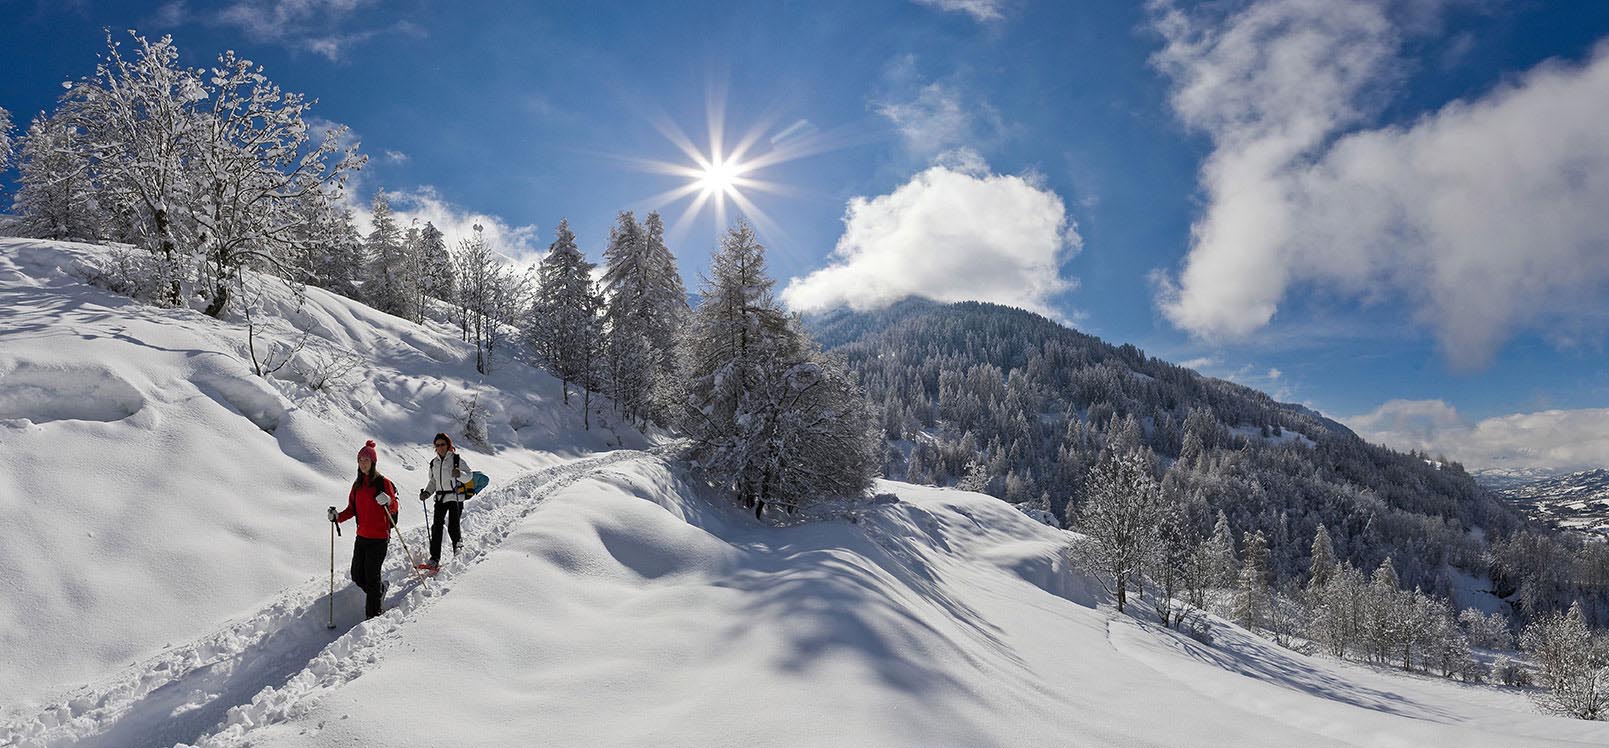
[682, 222, 875, 512]
[1309, 524, 1338, 591]
[363, 192, 419, 321]
[1235, 529, 1271, 629]
[531, 219, 602, 406]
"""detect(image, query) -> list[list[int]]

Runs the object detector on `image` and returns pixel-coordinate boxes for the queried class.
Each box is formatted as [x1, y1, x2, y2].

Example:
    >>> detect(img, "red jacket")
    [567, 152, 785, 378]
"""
[338, 475, 399, 539]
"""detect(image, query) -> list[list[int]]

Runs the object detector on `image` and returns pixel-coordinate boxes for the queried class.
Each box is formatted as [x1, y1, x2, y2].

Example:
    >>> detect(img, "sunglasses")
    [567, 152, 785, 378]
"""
[434, 442, 448, 447]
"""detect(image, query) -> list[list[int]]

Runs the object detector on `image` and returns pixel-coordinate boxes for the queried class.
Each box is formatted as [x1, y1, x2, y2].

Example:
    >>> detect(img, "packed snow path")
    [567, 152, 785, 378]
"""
[0, 449, 661, 748]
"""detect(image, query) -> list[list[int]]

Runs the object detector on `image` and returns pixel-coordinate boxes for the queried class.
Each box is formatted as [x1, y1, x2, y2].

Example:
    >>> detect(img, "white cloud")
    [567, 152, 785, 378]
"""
[873, 68, 1006, 161]
[912, 0, 1006, 23]
[383, 149, 408, 163]
[780, 159, 1078, 319]
[350, 186, 541, 266]
[1150, 0, 1609, 369]
[210, 0, 418, 61]
[1345, 399, 1609, 473]
[1178, 356, 1219, 371]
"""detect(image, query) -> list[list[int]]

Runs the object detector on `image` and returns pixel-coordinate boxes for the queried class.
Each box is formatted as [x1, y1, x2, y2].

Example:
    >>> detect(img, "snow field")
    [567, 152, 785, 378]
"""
[0, 237, 644, 710]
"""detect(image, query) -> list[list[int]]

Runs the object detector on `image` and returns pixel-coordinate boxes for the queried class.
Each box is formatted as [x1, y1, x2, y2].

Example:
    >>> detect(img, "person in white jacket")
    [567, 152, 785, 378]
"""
[420, 432, 471, 568]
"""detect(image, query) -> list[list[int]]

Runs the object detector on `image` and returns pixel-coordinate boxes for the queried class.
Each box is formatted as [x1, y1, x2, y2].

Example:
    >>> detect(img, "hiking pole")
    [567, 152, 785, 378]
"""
[381, 501, 431, 582]
[328, 509, 341, 629]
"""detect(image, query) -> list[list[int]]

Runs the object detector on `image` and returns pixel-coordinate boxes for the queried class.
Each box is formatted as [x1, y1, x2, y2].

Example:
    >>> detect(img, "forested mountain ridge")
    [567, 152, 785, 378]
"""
[806, 299, 1572, 606]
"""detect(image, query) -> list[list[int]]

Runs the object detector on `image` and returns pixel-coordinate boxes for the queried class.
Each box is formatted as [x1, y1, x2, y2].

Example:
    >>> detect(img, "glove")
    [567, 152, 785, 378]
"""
[327, 507, 338, 522]
[374, 490, 391, 506]
[419, 488, 429, 502]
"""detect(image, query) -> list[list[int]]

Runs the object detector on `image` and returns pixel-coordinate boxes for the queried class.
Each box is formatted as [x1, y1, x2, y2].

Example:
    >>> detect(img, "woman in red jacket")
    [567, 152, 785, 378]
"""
[328, 440, 400, 619]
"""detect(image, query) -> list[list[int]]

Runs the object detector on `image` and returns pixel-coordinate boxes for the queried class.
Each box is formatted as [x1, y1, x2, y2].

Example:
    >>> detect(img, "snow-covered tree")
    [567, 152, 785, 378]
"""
[1308, 524, 1338, 591]
[1151, 485, 1201, 627]
[601, 210, 690, 426]
[1522, 602, 1609, 720]
[189, 49, 363, 316]
[415, 220, 452, 308]
[362, 192, 418, 320]
[1205, 510, 1239, 587]
[681, 221, 875, 513]
[1070, 444, 1160, 613]
[530, 218, 601, 406]
[11, 111, 104, 240]
[0, 106, 14, 174]
[1310, 562, 1369, 658]
[1459, 607, 1513, 651]
[307, 204, 364, 298]
[64, 31, 202, 305]
[1367, 557, 1403, 664]
[1235, 529, 1271, 629]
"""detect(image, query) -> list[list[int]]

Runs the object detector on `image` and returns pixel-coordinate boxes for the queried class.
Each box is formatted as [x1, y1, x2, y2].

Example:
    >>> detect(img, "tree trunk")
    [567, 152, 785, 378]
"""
[153, 208, 182, 307]
[1115, 576, 1127, 612]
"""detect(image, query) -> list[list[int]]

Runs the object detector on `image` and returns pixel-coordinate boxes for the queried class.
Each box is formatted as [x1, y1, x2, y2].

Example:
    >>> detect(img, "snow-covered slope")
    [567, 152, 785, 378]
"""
[0, 237, 645, 709]
[4, 238, 1608, 747]
[15, 461, 1602, 747]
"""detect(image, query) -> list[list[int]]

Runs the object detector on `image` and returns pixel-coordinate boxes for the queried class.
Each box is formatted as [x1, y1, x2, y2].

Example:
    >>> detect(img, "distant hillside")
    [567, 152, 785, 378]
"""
[1478, 468, 1609, 536]
[807, 299, 1521, 597]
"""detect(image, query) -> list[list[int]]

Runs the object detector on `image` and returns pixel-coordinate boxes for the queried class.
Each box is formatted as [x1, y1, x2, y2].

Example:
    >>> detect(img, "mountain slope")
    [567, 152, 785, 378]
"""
[0, 237, 646, 707]
[806, 299, 1518, 597]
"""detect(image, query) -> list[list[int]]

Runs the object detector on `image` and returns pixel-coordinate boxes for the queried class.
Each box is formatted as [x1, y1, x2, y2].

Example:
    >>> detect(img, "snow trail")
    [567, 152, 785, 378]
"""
[0, 448, 660, 748]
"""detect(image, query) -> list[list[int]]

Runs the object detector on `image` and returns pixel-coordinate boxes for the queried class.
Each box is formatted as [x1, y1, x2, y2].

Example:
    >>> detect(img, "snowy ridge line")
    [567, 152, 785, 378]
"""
[1, 448, 657, 748]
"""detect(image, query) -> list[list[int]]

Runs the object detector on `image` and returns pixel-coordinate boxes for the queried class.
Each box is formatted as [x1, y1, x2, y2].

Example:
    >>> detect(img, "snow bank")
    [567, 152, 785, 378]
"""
[172, 463, 1609, 747]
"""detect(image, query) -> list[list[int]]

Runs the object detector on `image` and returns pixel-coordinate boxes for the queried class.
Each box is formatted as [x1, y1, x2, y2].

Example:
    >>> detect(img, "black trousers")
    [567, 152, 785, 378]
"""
[350, 536, 389, 618]
[430, 499, 463, 563]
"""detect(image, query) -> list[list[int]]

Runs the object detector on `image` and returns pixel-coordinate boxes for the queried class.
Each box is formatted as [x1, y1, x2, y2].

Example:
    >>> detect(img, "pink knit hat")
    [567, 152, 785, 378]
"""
[358, 439, 378, 464]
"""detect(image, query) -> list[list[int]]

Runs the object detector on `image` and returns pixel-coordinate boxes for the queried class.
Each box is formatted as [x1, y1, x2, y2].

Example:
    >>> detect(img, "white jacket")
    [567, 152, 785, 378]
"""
[425, 451, 472, 502]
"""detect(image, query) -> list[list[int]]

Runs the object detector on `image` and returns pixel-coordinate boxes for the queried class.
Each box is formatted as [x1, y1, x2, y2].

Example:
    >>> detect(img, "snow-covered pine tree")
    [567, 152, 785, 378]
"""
[64, 31, 202, 306]
[1070, 442, 1160, 613]
[601, 210, 690, 426]
[415, 220, 452, 309]
[309, 205, 364, 298]
[11, 110, 105, 240]
[1309, 524, 1338, 591]
[362, 192, 419, 321]
[1235, 529, 1271, 629]
[1206, 510, 1239, 588]
[0, 106, 13, 173]
[189, 49, 364, 317]
[530, 218, 601, 406]
[682, 221, 874, 512]
[1368, 557, 1403, 665]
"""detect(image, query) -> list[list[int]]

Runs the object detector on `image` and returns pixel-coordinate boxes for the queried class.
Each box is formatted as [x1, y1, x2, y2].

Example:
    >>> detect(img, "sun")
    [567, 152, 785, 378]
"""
[696, 158, 746, 195]
[620, 89, 852, 243]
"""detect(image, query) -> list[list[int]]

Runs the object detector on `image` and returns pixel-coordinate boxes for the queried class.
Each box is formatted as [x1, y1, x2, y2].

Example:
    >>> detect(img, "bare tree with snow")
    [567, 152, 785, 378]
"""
[11, 110, 105, 240]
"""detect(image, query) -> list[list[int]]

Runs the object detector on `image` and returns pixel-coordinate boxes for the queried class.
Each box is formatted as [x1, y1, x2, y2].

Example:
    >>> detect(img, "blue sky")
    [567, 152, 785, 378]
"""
[2, 0, 1608, 472]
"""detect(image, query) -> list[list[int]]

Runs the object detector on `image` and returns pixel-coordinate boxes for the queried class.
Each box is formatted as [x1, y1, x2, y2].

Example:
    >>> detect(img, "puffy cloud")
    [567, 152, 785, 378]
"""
[781, 159, 1078, 318]
[912, 0, 1007, 23]
[1151, 0, 1609, 369]
[1345, 399, 1609, 473]
[383, 150, 409, 163]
